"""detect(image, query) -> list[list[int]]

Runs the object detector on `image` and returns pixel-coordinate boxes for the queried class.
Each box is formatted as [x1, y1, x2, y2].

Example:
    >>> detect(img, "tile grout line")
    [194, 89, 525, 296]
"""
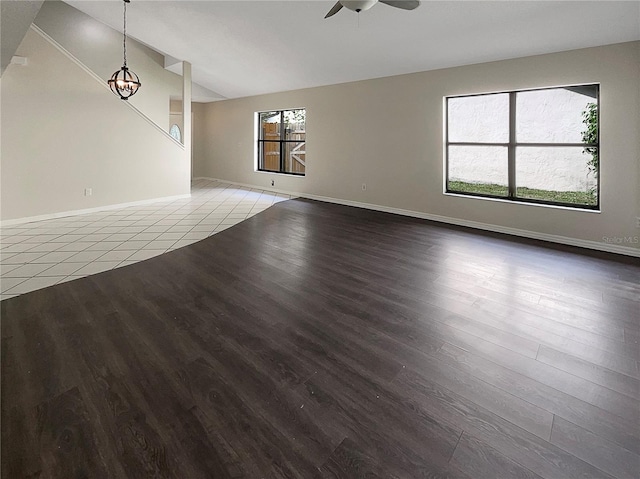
[0, 180, 291, 297]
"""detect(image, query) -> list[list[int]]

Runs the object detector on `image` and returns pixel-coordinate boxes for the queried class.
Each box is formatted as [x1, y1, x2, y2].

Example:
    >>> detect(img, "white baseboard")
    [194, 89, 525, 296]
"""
[1, 194, 191, 227]
[198, 177, 640, 258]
[192, 177, 298, 198]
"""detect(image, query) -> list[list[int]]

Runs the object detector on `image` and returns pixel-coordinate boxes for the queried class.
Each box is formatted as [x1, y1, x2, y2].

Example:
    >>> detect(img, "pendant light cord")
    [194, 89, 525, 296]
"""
[122, 0, 128, 67]
[109, 0, 140, 99]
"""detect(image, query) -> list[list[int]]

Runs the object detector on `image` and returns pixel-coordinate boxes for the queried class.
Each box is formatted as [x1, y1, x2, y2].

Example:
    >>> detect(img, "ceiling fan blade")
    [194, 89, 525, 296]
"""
[379, 0, 420, 10]
[325, 1, 344, 18]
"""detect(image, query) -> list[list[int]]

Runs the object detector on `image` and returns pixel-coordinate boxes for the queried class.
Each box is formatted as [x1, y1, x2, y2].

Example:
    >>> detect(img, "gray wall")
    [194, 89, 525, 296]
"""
[194, 41, 640, 253]
[34, 1, 183, 131]
[0, 0, 43, 75]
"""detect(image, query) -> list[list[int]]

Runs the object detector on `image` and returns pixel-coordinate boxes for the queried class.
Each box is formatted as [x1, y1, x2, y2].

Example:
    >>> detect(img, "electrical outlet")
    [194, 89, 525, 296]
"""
[84, 188, 92, 196]
[362, 183, 367, 191]
[271, 180, 274, 187]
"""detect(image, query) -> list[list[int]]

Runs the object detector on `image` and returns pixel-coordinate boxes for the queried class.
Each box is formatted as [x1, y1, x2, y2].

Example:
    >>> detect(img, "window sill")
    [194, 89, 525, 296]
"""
[443, 192, 601, 213]
[255, 170, 305, 177]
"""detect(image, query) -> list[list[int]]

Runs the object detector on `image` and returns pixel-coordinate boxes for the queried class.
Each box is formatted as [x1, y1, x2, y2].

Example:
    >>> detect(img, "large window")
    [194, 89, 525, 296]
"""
[257, 109, 306, 176]
[446, 85, 599, 209]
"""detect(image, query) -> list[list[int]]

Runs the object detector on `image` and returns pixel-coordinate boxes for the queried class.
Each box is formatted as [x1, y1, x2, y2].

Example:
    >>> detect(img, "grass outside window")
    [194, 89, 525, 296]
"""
[448, 181, 597, 206]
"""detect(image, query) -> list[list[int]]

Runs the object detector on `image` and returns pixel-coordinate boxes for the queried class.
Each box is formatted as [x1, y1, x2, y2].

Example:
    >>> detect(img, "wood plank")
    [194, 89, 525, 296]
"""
[303, 371, 465, 478]
[178, 357, 328, 478]
[395, 368, 616, 479]
[537, 345, 640, 401]
[436, 342, 640, 454]
[450, 432, 544, 479]
[319, 438, 403, 478]
[35, 387, 110, 478]
[551, 416, 640, 479]
[2, 197, 639, 478]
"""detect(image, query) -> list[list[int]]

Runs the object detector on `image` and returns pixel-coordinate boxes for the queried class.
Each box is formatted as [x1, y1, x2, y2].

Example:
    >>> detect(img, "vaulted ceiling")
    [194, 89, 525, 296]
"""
[0, 0, 44, 75]
[64, 1, 640, 101]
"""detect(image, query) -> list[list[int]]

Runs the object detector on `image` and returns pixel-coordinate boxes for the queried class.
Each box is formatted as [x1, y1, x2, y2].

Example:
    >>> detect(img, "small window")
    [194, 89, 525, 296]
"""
[169, 124, 182, 142]
[257, 109, 306, 176]
[446, 85, 599, 209]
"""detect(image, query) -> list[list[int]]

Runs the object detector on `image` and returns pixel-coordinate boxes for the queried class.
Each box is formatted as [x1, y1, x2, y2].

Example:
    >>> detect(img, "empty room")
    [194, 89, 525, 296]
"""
[1, 0, 639, 477]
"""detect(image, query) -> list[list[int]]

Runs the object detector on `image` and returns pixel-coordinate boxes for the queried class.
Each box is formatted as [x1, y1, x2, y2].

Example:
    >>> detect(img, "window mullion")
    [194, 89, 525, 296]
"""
[279, 111, 284, 173]
[508, 92, 516, 199]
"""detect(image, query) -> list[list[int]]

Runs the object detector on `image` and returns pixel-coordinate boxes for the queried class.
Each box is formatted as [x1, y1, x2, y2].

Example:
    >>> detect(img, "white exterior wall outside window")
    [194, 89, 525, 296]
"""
[446, 85, 599, 208]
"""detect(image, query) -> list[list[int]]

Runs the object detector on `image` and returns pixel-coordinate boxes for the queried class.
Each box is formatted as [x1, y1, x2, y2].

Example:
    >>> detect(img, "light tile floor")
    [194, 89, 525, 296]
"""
[0, 179, 291, 300]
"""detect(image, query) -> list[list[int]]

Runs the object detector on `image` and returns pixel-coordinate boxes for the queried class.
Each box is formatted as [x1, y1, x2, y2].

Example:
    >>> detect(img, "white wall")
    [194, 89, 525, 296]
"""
[448, 88, 598, 192]
[195, 41, 640, 252]
[33, 1, 182, 132]
[0, 27, 189, 222]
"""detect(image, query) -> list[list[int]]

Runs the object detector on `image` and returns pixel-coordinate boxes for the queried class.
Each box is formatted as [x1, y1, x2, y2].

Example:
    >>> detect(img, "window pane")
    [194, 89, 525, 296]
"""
[257, 109, 306, 176]
[284, 141, 306, 174]
[448, 146, 508, 196]
[516, 86, 598, 143]
[259, 141, 280, 171]
[516, 146, 597, 206]
[448, 94, 509, 143]
[259, 111, 281, 141]
[283, 109, 305, 141]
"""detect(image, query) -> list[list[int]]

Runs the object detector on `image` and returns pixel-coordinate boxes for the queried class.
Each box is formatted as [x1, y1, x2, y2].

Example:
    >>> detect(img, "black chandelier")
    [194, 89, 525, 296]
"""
[108, 0, 141, 100]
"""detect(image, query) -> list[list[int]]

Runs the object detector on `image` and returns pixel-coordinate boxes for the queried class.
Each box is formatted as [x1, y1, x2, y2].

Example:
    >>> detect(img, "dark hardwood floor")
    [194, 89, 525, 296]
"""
[2, 198, 639, 478]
